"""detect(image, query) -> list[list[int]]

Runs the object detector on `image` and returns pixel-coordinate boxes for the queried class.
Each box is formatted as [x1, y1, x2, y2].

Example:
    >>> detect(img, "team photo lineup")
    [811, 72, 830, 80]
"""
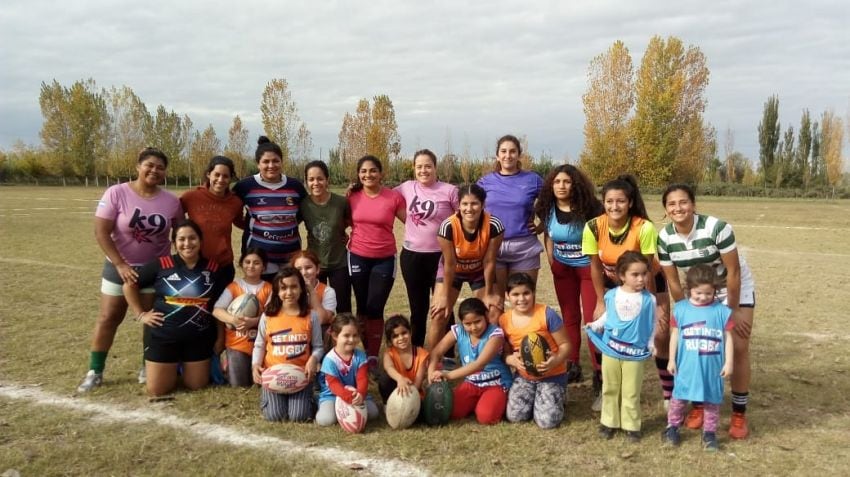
[74, 132, 756, 451]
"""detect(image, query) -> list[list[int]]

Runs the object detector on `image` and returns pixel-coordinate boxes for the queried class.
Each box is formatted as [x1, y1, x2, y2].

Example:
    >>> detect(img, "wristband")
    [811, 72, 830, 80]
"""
[136, 311, 145, 322]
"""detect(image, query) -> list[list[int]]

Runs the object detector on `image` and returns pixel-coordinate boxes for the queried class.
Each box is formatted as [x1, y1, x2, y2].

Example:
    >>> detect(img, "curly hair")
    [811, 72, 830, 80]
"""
[535, 164, 602, 225]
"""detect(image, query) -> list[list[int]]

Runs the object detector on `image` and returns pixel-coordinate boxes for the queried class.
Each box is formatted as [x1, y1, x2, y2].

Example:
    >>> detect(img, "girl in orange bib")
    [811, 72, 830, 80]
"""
[379, 315, 429, 403]
[500, 273, 570, 429]
[213, 248, 273, 387]
[251, 267, 324, 422]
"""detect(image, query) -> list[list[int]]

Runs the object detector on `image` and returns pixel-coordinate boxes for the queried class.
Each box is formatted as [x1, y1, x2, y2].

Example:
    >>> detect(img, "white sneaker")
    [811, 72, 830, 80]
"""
[77, 370, 103, 393]
[138, 366, 147, 384]
[591, 394, 603, 412]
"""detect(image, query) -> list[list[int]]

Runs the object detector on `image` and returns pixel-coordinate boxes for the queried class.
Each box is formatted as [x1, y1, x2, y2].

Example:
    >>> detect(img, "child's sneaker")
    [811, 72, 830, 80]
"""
[702, 431, 719, 452]
[685, 405, 704, 429]
[76, 370, 103, 393]
[728, 412, 749, 439]
[662, 426, 681, 447]
[626, 430, 642, 443]
[598, 425, 615, 440]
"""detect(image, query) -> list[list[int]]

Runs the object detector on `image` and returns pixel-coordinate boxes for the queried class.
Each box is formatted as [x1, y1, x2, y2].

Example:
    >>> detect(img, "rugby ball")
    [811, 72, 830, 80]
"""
[226, 293, 260, 330]
[385, 387, 421, 430]
[335, 395, 368, 433]
[423, 381, 453, 426]
[520, 332, 550, 377]
[261, 363, 309, 394]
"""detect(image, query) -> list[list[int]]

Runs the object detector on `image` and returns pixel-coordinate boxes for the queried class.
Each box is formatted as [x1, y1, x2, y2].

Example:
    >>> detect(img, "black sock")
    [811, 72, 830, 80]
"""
[732, 391, 749, 414]
[655, 357, 674, 400]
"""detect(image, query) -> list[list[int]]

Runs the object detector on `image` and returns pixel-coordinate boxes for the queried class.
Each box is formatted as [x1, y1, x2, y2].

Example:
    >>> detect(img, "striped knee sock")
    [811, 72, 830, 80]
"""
[732, 391, 749, 413]
[655, 358, 674, 400]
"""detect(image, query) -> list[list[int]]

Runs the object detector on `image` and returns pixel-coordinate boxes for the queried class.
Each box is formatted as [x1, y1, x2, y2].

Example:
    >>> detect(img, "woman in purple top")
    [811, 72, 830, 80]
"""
[477, 134, 544, 312]
[77, 147, 183, 393]
[394, 149, 458, 347]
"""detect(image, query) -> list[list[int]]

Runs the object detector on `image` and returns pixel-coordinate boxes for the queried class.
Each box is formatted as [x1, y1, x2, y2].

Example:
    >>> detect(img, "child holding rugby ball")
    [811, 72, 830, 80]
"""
[429, 298, 513, 425]
[213, 248, 272, 387]
[499, 273, 570, 429]
[379, 315, 429, 403]
[316, 313, 380, 426]
[662, 264, 734, 451]
[586, 252, 657, 442]
[251, 267, 324, 422]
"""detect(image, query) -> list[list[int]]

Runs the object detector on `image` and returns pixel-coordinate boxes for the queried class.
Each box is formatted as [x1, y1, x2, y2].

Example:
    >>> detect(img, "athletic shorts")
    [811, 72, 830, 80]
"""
[496, 235, 543, 271]
[347, 251, 396, 278]
[101, 260, 155, 296]
[143, 325, 216, 363]
[722, 290, 756, 308]
[435, 260, 485, 291]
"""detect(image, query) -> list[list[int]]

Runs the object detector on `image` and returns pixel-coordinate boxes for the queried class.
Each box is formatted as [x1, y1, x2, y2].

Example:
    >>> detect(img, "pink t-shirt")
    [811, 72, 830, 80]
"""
[394, 180, 458, 253]
[95, 183, 183, 266]
[348, 187, 405, 258]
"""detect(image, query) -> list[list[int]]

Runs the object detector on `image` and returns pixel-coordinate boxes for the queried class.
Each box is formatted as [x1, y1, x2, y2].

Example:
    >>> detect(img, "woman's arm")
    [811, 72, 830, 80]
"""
[543, 233, 554, 267]
[483, 234, 504, 321]
[720, 249, 742, 310]
[661, 264, 685, 302]
[431, 236, 456, 320]
[589, 255, 607, 319]
[95, 217, 138, 284]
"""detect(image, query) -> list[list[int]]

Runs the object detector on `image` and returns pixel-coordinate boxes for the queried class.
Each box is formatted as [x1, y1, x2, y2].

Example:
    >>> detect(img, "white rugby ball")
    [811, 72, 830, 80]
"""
[385, 387, 420, 430]
[335, 394, 368, 433]
[261, 363, 309, 394]
[226, 293, 260, 330]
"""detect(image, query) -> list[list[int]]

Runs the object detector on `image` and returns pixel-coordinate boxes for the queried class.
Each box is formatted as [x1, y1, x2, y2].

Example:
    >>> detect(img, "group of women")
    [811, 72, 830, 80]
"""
[76, 133, 755, 439]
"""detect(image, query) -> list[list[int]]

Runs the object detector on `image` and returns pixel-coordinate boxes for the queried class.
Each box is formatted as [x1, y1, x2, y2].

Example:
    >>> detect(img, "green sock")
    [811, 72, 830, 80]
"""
[89, 351, 108, 374]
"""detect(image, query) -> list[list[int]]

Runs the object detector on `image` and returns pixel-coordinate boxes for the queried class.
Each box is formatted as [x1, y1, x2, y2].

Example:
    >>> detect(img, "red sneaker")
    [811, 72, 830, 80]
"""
[685, 406, 704, 430]
[729, 412, 749, 439]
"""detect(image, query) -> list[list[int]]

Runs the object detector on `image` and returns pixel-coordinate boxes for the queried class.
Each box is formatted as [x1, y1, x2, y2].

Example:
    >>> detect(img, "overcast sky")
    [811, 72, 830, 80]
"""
[1, 0, 848, 164]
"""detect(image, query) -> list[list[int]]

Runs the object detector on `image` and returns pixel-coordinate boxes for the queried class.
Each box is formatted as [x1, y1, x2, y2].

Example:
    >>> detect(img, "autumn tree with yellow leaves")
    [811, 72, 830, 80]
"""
[338, 95, 401, 180]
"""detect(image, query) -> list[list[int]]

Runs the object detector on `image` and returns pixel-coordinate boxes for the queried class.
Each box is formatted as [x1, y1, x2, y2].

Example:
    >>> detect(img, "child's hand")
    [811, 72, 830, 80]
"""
[648, 344, 657, 357]
[536, 355, 557, 374]
[396, 378, 414, 396]
[429, 370, 444, 383]
[237, 315, 260, 331]
[587, 320, 604, 334]
[304, 357, 318, 382]
[667, 361, 677, 375]
[507, 352, 526, 373]
[720, 362, 733, 378]
[138, 310, 165, 327]
[345, 385, 364, 406]
[252, 365, 264, 385]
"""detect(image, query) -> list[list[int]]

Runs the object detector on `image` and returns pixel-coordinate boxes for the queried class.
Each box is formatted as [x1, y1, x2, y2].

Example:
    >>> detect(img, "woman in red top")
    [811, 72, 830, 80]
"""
[347, 155, 406, 364]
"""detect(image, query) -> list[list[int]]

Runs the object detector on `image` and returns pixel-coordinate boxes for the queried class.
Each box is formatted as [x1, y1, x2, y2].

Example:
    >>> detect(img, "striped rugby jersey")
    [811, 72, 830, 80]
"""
[657, 214, 738, 289]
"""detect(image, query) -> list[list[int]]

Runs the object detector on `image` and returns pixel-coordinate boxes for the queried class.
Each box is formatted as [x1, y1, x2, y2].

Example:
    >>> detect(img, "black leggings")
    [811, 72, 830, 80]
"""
[399, 249, 441, 347]
[319, 266, 351, 314]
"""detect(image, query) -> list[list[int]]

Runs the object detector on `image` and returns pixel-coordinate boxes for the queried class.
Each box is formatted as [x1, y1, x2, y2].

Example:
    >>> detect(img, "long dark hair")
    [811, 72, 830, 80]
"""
[535, 164, 602, 225]
[254, 135, 283, 162]
[350, 155, 382, 193]
[601, 174, 649, 220]
[492, 134, 523, 172]
[264, 266, 309, 317]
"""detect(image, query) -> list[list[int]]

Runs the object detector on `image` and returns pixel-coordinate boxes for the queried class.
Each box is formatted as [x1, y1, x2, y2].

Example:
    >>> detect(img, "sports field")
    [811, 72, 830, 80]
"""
[1, 186, 849, 476]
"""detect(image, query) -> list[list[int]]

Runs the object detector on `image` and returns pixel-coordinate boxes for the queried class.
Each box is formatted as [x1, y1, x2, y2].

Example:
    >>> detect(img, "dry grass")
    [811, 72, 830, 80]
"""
[1, 186, 849, 476]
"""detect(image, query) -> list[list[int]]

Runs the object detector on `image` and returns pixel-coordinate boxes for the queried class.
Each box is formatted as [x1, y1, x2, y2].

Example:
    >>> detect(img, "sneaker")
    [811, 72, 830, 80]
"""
[77, 370, 103, 393]
[138, 366, 147, 384]
[626, 430, 642, 443]
[662, 426, 681, 447]
[685, 406, 704, 429]
[591, 371, 602, 412]
[565, 362, 583, 384]
[702, 431, 719, 451]
[728, 412, 749, 439]
[598, 425, 615, 440]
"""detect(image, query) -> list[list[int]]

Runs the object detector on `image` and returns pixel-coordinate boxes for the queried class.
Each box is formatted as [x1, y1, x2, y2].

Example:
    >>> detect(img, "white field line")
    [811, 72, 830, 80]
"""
[735, 224, 850, 232]
[0, 212, 92, 217]
[0, 383, 428, 477]
[0, 257, 96, 271]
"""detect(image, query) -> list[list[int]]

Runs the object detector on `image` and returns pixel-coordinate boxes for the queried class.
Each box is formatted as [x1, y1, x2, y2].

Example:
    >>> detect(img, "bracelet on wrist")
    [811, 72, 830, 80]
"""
[136, 311, 145, 322]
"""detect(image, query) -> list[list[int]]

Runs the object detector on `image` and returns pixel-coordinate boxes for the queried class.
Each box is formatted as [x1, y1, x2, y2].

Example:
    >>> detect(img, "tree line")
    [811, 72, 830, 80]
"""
[2, 36, 846, 196]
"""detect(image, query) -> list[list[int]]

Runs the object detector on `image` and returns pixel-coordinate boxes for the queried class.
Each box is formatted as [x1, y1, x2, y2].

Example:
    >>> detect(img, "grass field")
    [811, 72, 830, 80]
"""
[1, 186, 849, 476]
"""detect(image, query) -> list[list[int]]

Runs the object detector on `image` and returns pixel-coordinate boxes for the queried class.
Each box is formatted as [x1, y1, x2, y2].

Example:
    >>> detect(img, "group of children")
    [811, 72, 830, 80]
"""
[214, 244, 734, 449]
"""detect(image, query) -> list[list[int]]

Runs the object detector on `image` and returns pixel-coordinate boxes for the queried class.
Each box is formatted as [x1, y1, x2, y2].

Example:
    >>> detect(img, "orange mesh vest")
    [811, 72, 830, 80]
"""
[387, 346, 429, 398]
[224, 281, 273, 355]
[450, 212, 492, 274]
[263, 312, 313, 368]
[499, 303, 567, 380]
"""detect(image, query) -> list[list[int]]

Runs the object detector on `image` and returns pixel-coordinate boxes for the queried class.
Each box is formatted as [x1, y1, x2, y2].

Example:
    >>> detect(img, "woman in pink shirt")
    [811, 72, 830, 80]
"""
[394, 149, 458, 348]
[348, 155, 406, 364]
